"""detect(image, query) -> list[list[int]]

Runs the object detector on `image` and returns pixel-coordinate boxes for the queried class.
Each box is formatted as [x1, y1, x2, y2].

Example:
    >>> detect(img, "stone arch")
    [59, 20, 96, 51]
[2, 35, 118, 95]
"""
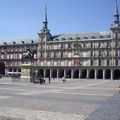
[38, 69, 44, 77]
[73, 69, 79, 78]
[66, 69, 71, 78]
[58, 69, 64, 78]
[81, 69, 87, 79]
[89, 69, 95, 79]
[97, 69, 103, 79]
[105, 69, 111, 79]
[45, 69, 50, 77]
[113, 69, 120, 80]
[0, 61, 5, 75]
[52, 69, 57, 78]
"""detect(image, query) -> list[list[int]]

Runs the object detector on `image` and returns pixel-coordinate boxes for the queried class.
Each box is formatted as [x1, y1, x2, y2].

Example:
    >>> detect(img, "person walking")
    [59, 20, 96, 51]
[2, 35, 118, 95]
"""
[62, 76, 66, 83]
[39, 75, 42, 84]
[48, 76, 51, 83]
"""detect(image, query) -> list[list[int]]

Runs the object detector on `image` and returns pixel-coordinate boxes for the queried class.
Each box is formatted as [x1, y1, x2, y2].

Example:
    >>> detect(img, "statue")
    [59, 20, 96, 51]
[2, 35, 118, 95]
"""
[22, 47, 37, 61]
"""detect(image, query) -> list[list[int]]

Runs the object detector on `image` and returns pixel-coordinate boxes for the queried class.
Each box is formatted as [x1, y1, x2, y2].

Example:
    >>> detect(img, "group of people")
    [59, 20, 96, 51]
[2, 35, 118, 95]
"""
[33, 74, 67, 84]
[38, 75, 51, 84]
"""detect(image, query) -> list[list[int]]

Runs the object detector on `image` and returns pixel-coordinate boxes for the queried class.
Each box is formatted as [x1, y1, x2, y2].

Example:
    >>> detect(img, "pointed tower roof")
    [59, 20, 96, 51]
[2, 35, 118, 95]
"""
[114, 0, 119, 16]
[42, 5, 48, 31]
[113, 0, 120, 26]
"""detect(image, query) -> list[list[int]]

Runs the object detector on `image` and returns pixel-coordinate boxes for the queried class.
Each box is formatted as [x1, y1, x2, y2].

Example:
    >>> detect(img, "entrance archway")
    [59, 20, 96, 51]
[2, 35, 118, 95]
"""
[73, 69, 79, 78]
[113, 69, 120, 79]
[105, 69, 111, 79]
[89, 69, 95, 79]
[45, 69, 50, 77]
[38, 69, 44, 77]
[52, 69, 57, 78]
[66, 69, 71, 78]
[97, 69, 103, 79]
[58, 69, 64, 78]
[81, 69, 87, 79]
[0, 61, 5, 75]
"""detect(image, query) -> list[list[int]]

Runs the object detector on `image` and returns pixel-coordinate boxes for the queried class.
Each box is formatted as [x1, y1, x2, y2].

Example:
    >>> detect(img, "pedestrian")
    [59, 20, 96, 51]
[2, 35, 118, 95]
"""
[49, 76, 51, 83]
[62, 76, 66, 83]
[39, 75, 42, 84]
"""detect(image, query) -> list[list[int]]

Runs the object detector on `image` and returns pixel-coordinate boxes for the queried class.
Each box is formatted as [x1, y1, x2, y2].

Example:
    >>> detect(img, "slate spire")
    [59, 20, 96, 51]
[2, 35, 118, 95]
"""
[114, 0, 119, 26]
[43, 5, 48, 31]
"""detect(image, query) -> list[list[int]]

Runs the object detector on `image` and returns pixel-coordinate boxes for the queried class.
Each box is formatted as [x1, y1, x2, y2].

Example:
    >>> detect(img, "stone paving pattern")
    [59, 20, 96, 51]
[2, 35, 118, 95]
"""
[0, 78, 119, 120]
[85, 94, 120, 120]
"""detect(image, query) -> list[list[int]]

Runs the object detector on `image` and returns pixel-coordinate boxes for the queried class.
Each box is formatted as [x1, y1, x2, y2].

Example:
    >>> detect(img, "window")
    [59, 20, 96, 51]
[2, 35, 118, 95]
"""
[69, 37, 73, 40]
[116, 60, 118, 66]
[107, 60, 109, 66]
[41, 53, 43, 58]
[115, 50, 118, 57]
[91, 36, 95, 39]
[1, 55, 4, 59]
[19, 54, 22, 59]
[91, 43, 93, 48]
[7, 54, 9, 59]
[68, 44, 71, 49]
[106, 42, 110, 48]
[14, 69, 17, 72]
[61, 44, 64, 49]
[14, 54, 17, 59]
[107, 51, 109, 57]
[84, 36, 88, 39]
[1, 48, 4, 53]
[99, 51, 102, 57]
[98, 43, 101, 48]
[91, 60, 93, 66]
[91, 51, 93, 57]
[115, 42, 118, 48]
[62, 38, 65, 40]
[18, 69, 21, 72]
[99, 36, 103, 38]
[47, 53, 51, 58]
[76, 37, 80, 40]
[99, 60, 101, 66]
[61, 52, 63, 58]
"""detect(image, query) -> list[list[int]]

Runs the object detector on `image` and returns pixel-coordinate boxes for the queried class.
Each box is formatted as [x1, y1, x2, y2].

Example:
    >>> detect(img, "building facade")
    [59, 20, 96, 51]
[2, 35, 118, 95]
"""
[0, 1, 120, 80]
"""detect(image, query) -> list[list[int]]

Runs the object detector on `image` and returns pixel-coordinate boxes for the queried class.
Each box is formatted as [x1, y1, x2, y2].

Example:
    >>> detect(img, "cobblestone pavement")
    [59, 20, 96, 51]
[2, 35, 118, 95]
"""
[0, 78, 120, 120]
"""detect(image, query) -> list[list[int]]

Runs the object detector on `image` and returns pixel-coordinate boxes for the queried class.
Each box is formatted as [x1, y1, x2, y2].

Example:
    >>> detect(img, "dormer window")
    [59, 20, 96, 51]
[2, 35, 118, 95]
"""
[107, 35, 111, 38]
[62, 38, 65, 40]
[84, 36, 88, 39]
[91, 36, 95, 39]
[13, 41, 16, 44]
[22, 41, 24, 44]
[55, 39, 59, 41]
[76, 37, 80, 40]
[69, 37, 73, 40]
[31, 40, 34, 44]
[4, 42, 7, 45]
[99, 36, 103, 38]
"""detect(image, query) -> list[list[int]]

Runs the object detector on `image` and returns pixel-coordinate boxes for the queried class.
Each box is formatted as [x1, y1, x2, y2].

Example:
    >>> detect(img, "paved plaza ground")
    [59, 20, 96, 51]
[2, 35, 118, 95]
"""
[0, 78, 120, 120]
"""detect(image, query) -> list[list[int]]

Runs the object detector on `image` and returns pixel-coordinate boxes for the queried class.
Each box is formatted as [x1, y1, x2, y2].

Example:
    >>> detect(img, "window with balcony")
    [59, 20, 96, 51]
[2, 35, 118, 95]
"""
[98, 60, 101, 66]
[107, 60, 109, 66]
[107, 51, 110, 57]
[116, 60, 118, 66]
[99, 51, 102, 57]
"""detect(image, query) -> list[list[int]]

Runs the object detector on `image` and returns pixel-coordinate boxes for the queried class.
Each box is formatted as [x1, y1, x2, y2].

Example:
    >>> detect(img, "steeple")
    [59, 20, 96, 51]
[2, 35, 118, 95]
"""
[41, 5, 49, 33]
[113, 0, 120, 26]
[38, 5, 51, 42]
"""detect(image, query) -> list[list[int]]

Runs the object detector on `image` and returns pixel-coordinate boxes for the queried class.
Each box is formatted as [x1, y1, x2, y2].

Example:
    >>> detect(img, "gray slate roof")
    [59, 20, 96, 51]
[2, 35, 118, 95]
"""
[0, 31, 111, 45]
[52, 31, 111, 41]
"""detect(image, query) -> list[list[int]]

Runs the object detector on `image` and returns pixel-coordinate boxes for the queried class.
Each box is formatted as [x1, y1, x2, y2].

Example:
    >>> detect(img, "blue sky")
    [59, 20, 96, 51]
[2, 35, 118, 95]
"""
[0, 0, 119, 41]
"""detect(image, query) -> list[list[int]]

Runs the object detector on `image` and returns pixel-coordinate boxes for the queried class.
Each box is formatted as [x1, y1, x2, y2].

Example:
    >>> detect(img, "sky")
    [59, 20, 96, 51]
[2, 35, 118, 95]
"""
[0, 0, 119, 41]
